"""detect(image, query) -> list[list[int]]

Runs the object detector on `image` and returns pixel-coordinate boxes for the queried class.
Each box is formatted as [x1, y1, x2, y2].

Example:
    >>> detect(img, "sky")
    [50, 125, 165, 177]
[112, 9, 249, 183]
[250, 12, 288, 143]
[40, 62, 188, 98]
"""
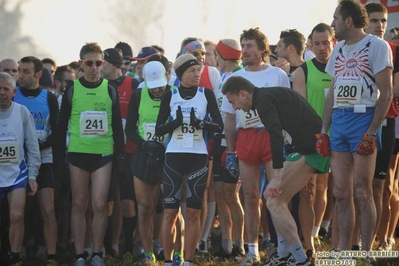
[10, 0, 396, 66]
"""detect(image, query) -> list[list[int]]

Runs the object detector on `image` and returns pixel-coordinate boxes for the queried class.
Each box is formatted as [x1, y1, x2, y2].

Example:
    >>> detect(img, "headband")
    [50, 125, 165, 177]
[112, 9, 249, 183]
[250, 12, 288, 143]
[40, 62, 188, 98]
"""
[216, 40, 242, 60]
[181, 40, 206, 55]
[175, 59, 200, 79]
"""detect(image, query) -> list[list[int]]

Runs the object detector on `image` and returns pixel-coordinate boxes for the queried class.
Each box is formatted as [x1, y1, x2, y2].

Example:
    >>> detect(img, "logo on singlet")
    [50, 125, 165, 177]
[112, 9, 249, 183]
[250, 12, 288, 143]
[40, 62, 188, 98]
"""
[346, 59, 357, 69]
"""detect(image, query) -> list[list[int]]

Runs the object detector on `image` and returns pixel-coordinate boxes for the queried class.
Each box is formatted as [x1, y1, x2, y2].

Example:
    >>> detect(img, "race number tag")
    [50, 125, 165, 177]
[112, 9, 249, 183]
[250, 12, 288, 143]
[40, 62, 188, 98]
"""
[237, 109, 262, 128]
[80, 111, 108, 137]
[0, 138, 20, 166]
[183, 133, 194, 148]
[171, 117, 203, 146]
[143, 123, 165, 145]
[334, 77, 362, 107]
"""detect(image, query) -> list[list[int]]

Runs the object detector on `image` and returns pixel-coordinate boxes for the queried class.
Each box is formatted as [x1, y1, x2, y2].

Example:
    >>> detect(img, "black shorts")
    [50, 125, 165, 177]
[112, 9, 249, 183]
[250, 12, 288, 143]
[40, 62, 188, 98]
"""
[37, 163, 55, 190]
[393, 138, 399, 155]
[131, 147, 163, 186]
[374, 118, 396, 180]
[212, 134, 239, 184]
[68, 152, 113, 172]
[118, 153, 136, 201]
[163, 153, 208, 210]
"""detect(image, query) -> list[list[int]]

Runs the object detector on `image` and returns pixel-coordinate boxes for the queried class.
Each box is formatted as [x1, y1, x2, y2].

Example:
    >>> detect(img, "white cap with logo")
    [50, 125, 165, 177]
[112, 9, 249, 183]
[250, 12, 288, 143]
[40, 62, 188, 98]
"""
[143, 61, 167, 89]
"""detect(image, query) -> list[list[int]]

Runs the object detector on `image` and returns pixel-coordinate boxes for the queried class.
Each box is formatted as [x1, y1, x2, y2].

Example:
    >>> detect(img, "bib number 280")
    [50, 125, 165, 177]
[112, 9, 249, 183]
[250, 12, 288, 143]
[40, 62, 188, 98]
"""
[337, 85, 357, 98]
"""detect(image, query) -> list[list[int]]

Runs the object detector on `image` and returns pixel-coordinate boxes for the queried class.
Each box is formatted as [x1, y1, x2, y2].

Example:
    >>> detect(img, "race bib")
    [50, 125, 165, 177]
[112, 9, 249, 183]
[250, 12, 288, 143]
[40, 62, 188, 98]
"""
[0, 138, 20, 166]
[171, 117, 203, 147]
[143, 123, 166, 145]
[238, 109, 262, 128]
[334, 77, 362, 107]
[80, 111, 108, 137]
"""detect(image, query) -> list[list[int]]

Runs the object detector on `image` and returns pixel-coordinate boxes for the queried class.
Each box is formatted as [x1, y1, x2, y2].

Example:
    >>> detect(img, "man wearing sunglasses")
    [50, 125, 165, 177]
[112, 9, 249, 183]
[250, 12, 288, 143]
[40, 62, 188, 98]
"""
[56, 42, 125, 266]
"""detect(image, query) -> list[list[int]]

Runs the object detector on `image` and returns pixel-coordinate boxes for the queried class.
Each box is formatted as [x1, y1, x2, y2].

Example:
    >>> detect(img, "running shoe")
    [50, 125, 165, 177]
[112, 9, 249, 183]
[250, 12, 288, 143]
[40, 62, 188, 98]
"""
[238, 252, 260, 266]
[74, 258, 87, 266]
[263, 252, 291, 266]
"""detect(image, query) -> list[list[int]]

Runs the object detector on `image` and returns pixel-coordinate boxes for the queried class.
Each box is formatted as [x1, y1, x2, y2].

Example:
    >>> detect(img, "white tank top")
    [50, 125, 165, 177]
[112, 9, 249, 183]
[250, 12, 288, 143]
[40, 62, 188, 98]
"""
[166, 88, 208, 154]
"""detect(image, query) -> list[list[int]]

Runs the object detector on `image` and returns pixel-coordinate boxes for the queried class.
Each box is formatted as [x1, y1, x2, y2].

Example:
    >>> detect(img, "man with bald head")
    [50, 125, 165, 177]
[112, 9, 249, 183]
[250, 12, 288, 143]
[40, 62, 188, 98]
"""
[0, 58, 19, 81]
[213, 38, 245, 259]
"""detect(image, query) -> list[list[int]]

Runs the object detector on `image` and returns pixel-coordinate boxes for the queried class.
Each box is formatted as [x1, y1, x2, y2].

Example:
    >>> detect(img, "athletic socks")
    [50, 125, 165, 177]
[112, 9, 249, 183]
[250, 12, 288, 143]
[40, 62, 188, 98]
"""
[222, 238, 233, 254]
[277, 237, 290, 257]
[289, 242, 307, 263]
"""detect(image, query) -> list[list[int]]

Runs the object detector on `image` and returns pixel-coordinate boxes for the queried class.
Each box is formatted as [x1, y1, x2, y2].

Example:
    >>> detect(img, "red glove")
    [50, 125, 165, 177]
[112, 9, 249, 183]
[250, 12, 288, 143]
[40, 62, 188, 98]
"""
[356, 133, 376, 155]
[315, 133, 330, 157]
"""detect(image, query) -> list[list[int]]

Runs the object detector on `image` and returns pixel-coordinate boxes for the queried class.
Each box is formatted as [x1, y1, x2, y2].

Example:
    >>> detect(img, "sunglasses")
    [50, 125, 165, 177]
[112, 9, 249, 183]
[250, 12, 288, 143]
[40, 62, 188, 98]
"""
[82, 60, 103, 67]
[191, 51, 205, 57]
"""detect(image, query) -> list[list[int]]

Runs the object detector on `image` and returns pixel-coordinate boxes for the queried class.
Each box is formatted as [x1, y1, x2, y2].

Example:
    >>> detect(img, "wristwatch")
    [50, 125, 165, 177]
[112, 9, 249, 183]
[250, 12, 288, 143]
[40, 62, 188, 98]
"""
[199, 121, 205, 129]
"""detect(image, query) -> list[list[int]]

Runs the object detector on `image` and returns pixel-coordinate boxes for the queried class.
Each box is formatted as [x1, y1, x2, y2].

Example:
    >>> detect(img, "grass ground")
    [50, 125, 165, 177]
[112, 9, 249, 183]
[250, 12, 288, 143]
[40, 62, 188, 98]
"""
[21, 230, 399, 266]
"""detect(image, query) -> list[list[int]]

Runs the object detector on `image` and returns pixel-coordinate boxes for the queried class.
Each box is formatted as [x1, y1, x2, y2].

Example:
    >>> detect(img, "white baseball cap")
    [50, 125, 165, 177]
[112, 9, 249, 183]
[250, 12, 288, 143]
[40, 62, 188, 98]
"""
[143, 61, 167, 89]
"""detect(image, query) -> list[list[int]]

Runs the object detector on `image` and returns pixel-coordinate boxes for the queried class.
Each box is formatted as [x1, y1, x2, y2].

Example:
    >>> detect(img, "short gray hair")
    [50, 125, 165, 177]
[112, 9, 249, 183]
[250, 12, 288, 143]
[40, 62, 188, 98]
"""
[0, 72, 16, 88]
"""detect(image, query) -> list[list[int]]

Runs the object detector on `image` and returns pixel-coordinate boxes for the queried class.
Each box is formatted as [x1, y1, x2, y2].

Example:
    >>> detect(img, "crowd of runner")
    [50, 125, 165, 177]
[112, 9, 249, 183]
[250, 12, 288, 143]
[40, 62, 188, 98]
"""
[0, 0, 399, 266]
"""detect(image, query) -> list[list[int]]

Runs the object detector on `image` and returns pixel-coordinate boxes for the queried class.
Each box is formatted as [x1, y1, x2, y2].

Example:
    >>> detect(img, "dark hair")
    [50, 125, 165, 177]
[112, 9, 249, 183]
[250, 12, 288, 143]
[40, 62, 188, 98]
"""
[151, 45, 165, 55]
[338, 0, 368, 29]
[148, 54, 170, 70]
[365, 2, 387, 15]
[240, 27, 270, 62]
[279, 29, 306, 56]
[222, 76, 255, 95]
[311, 23, 335, 40]
[19, 56, 43, 73]
[42, 58, 56, 68]
[79, 42, 103, 60]
[54, 65, 74, 82]
[115, 42, 133, 58]
[68, 61, 80, 71]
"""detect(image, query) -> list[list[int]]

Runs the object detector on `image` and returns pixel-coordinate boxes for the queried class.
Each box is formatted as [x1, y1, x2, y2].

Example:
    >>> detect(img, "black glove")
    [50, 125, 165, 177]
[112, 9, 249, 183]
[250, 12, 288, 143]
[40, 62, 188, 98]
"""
[176, 105, 183, 125]
[142, 141, 165, 171]
[190, 107, 203, 130]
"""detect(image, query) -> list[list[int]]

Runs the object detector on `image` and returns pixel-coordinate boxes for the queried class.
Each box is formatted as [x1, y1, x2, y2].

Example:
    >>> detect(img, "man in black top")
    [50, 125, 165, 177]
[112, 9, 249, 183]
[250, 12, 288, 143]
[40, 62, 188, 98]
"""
[222, 76, 329, 266]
